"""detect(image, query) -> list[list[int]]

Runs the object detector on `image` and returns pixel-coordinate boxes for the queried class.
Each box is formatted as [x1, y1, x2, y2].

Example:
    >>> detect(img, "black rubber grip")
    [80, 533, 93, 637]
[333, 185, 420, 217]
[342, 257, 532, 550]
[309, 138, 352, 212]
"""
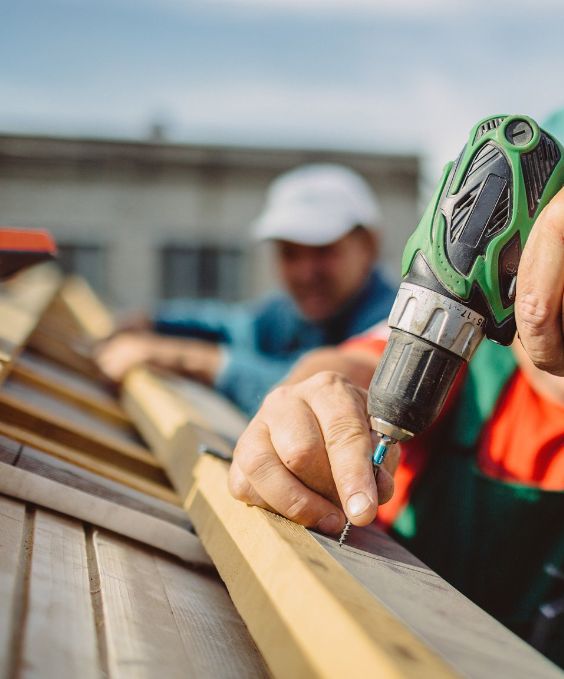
[367, 329, 463, 436]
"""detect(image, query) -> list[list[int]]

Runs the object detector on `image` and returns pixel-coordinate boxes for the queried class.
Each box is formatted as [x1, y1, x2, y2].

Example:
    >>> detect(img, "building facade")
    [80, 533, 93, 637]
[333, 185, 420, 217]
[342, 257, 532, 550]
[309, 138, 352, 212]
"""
[0, 134, 420, 310]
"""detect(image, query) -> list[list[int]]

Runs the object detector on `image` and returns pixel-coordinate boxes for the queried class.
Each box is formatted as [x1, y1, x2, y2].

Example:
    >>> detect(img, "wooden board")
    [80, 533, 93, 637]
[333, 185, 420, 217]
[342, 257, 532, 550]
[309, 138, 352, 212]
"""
[19, 510, 102, 679]
[0, 435, 21, 465]
[0, 420, 179, 504]
[0, 496, 27, 679]
[0, 498, 269, 679]
[0, 383, 169, 487]
[15, 442, 188, 527]
[93, 530, 268, 678]
[0, 462, 210, 566]
[123, 368, 236, 500]
[189, 455, 457, 679]
[27, 274, 114, 378]
[317, 527, 564, 679]
[13, 351, 128, 426]
[0, 264, 61, 383]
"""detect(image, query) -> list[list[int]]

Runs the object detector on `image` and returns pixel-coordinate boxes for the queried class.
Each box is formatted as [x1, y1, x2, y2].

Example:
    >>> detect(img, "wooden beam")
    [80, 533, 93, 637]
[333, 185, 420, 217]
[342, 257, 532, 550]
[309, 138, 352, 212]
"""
[12, 352, 129, 427]
[27, 275, 113, 378]
[123, 368, 234, 500]
[0, 385, 167, 486]
[54, 275, 115, 341]
[0, 264, 61, 384]
[189, 456, 457, 679]
[18, 510, 102, 679]
[0, 420, 179, 505]
[15, 442, 188, 527]
[0, 496, 26, 679]
[0, 462, 211, 566]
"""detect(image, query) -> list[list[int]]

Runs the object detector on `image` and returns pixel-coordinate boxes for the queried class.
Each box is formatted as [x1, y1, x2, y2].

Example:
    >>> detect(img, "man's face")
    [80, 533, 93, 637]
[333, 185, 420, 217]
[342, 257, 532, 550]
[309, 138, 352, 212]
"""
[275, 228, 377, 322]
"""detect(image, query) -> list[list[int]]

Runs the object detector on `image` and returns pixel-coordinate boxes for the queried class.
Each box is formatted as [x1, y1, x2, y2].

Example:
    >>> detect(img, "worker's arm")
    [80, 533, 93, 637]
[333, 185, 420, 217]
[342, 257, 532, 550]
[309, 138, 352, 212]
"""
[516, 187, 564, 376]
[95, 330, 301, 415]
[229, 347, 398, 534]
[95, 332, 223, 386]
[96, 298, 255, 382]
[96, 293, 313, 416]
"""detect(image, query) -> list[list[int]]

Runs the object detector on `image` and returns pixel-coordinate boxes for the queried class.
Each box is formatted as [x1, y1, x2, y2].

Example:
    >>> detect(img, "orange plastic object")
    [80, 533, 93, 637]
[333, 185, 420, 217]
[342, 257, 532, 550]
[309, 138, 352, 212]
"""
[0, 228, 57, 279]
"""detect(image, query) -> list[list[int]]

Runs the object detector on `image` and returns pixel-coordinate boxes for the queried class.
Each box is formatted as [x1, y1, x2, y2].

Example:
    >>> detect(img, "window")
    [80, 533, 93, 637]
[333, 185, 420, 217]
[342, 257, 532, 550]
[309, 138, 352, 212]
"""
[161, 245, 244, 301]
[57, 243, 108, 297]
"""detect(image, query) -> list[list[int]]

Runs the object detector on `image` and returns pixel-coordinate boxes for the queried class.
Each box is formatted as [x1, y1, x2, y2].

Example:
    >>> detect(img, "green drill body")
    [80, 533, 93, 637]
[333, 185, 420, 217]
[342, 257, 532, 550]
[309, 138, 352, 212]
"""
[368, 114, 564, 463]
[403, 114, 564, 333]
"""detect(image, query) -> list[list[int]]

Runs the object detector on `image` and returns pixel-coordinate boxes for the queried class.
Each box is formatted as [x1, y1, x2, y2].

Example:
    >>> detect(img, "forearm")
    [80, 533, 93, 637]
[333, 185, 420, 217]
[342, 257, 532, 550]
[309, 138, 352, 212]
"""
[95, 332, 221, 386]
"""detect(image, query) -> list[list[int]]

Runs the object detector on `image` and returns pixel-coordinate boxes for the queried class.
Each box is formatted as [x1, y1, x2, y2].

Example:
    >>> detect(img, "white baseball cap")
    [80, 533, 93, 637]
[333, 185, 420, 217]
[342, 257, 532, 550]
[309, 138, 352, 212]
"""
[252, 164, 382, 246]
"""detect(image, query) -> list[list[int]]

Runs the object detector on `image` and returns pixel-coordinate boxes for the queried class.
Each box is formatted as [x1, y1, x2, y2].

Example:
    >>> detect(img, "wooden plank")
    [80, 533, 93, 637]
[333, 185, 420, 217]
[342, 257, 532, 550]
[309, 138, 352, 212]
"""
[55, 275, 115, 341]
[26, 277, 110, 378]
[123, 369, 233, 500]
[0, 385, 169, 486]
[4, 377, 135, 442]
[13, 351, 128, 426]
[160, 373, 248, 444]
[0, 435, 21, 465]
[16, 444, 189, 527]
[154, 550, 268, 677]
[316, 527, 563, 679]
[93, 529, 268, 678]
[189, 458, 563, 679]
[19, 509, 102, 679]
[27, 321, 99, 378]
[0, 496, 27, 679]
[0, 303, 39, 363]
[0, 463, 211, 567]
[0, 420, 179, 505]
[0, 264, 62, 383]
[0, 263, 61, 318]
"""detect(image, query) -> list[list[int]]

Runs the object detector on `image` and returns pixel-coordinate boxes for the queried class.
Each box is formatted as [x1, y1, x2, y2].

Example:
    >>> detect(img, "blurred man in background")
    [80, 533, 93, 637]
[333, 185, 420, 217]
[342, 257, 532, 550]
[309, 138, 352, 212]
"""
[96, 164, 395, 415]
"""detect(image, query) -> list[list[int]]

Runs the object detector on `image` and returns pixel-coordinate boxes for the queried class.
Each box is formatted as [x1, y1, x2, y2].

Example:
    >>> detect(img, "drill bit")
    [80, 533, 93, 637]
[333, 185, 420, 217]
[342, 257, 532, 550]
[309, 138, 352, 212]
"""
[338, 435, 395, 547]
[372, 434, 393, 466]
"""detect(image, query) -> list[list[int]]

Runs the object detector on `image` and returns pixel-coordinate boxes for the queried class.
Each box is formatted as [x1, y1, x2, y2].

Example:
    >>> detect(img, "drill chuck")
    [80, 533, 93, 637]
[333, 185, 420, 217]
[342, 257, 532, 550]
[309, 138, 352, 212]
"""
[368, 283, 486, 440]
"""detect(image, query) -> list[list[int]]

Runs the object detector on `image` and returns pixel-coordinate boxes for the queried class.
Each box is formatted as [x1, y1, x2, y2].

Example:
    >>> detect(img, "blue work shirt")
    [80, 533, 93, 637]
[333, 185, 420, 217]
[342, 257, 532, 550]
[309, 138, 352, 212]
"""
[154, 267, 395, 416]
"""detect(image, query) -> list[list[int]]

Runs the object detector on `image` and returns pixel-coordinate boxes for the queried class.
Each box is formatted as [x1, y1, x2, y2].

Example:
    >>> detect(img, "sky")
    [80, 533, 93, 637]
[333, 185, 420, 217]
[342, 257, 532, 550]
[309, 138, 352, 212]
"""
[2, 0, 564, 180]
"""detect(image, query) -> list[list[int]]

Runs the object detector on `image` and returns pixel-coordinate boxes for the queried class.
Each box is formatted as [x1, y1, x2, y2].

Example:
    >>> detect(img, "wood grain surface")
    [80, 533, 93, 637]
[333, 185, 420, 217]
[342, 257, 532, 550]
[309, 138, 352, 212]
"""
[0, 499, 269, 679]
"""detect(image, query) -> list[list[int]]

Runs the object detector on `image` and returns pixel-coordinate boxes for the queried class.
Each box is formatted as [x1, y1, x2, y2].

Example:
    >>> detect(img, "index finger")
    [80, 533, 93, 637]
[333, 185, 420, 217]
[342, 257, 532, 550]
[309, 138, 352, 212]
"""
[302, 372, 378, 526]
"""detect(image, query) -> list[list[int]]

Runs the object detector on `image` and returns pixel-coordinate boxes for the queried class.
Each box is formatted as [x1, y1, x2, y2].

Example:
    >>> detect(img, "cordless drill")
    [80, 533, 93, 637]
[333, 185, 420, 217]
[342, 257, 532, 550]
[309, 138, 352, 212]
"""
[368, 114, 564, 465]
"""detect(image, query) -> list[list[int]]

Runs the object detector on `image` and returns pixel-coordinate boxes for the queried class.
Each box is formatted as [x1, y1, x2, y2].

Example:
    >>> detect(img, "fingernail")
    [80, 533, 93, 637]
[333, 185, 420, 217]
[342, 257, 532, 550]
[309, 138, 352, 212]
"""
[347, 492, 372, 517]
[316, 513, 342, 534]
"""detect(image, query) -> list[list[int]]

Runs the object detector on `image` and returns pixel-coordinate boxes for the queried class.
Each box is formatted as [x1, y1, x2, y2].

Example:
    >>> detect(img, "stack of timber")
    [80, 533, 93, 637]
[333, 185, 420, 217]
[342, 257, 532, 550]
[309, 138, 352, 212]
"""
[0, 264, 561, 679]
